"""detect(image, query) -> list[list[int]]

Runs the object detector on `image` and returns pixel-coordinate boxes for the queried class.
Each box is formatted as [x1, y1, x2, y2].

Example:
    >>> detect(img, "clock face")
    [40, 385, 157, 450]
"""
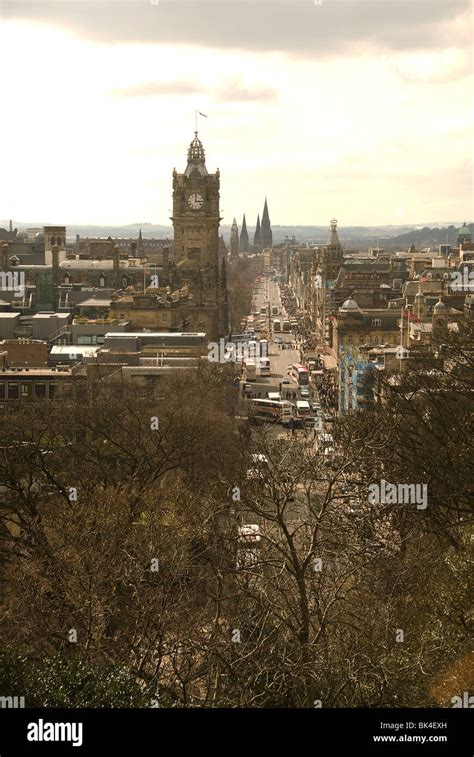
[188, 193, 204, 210]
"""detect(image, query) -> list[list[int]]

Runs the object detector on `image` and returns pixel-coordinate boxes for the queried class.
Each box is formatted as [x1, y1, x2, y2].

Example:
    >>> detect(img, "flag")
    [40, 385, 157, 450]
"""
[199, 112, 208, 118]
[403, 310, 420, 324]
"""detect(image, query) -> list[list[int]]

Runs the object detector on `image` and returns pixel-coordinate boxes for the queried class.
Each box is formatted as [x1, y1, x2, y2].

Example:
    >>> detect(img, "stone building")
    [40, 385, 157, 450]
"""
[334, 297, 401, 413]
[171, 131, 229, 339]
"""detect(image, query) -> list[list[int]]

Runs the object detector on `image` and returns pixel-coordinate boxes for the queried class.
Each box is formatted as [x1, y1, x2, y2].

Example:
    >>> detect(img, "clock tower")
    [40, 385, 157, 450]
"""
[172, 131, 221, 279]
[171, 132, 228, 339]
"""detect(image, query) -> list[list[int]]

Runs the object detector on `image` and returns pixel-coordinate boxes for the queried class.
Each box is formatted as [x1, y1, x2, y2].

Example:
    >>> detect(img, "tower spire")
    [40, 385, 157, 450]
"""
[240, 214, 249, 254]
[230, 218, 239, 258]
[261, 197, 272, 249]
[185, 132, 208, 177]
[254, 214, 261, 248]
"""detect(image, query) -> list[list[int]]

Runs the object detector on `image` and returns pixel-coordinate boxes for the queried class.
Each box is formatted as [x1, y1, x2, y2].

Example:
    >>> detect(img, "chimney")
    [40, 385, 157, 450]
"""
[113, 245, 120, 271]
[52, 244, 60, 270]
[9, 220, 12, 232]
[1, 243, 9, 271]
[162, 247, 169, 273]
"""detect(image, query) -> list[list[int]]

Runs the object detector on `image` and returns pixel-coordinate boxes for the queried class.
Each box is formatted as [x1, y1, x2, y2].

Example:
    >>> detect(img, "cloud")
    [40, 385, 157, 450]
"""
[111, 77, 278, 102]
[113, 80, 201, 97]
[5, 0, 471, 56]
[215, 81, 278, 103]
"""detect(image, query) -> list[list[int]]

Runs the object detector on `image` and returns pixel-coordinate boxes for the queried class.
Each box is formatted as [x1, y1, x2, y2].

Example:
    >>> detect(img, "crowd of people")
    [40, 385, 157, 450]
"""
[319, 372, 337, 409]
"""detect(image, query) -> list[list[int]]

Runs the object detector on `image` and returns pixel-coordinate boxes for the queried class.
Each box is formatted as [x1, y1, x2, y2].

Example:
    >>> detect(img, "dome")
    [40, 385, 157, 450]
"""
[185, 132, 208, 177]
[458, 222, 471, 236]
[340, 297, 361, 313]
[433, 299, 446, 312]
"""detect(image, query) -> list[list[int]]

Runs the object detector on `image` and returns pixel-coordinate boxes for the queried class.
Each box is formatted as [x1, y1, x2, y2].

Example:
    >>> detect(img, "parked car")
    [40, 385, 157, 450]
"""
[311, 401, 321, 412]
[282, 378, 290, 384]
[300, 387, 310, 398]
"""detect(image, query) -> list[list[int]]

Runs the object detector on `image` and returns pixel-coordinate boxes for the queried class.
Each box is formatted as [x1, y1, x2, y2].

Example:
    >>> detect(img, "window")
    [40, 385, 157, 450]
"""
[372, 318, 381, 326]
[7, 382, 19, 400]
[35, 382, 46, 399]
[99, 275, 105, 287]
[359, 335, 364, 344]
[64, 274, 71, 285]
[21, 384, 30, 398]
[49, 383, 59, 399]
[348, 336, 353, 345]
[0, 383, 4, 400]
[51, 236, 56, 246]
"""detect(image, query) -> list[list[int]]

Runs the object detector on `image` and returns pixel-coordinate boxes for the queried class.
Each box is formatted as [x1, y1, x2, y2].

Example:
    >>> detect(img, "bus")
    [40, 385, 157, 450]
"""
[251, 399, 293, 423]
[310, 369, 324, 387]
[244, 360, 256, 381]
[259, 339, 268, 356]
[291, 363, 309, 385]
[247, 340, 258, 360]
[296, 400, 311, 418]
[282, 320, 291, 332]
[259, 357, 270, 376]
[273, 319, 281, 333]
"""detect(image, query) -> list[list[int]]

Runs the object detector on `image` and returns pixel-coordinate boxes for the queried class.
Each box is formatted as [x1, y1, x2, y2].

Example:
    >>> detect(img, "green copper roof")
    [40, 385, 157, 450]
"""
[458, 222, 471, 235]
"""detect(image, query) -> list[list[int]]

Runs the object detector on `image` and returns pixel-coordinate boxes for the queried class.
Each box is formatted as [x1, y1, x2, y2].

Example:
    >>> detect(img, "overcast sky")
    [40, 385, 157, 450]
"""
[1, 0, 473, 227]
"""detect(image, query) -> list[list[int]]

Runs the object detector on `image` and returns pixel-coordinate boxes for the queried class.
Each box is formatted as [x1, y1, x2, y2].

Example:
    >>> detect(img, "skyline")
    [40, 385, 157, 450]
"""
[1, 0, 473, 226]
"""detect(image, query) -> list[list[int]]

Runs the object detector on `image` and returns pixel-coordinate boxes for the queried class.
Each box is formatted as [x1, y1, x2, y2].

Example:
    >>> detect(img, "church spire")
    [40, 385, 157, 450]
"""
[240, 213, 249, 253]
[254, 214, 261, 248]
[261, 197, 272, 248]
